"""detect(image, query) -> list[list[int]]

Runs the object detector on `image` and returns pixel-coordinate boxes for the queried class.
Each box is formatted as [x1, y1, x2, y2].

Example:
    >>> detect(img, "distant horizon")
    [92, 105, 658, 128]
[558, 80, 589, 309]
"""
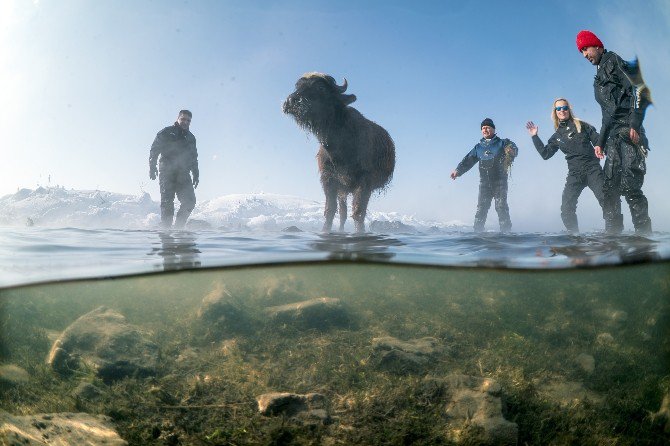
[1, 0, 668, 232]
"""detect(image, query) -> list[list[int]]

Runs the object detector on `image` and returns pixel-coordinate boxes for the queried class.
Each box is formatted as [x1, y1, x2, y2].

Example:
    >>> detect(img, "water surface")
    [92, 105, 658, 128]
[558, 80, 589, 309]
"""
[1, 227, 669, 287]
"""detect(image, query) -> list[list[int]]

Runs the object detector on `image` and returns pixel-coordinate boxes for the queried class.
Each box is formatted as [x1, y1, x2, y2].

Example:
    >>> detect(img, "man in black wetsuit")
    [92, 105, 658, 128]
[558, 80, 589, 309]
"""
[149, 110, 199, 229]
[450, 118, 518, 232]
[526, 98, 605, 233]
[577, 30, 652, 234]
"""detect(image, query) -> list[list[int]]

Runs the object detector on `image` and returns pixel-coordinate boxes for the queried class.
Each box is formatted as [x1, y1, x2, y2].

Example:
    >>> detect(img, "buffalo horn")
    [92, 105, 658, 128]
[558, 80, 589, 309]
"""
[336, 78, 348, 93]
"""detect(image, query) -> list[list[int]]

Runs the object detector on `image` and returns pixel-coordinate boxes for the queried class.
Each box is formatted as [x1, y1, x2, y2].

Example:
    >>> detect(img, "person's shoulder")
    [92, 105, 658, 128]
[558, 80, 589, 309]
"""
[157, 125, 176, 135]
[601, 50, 622, 68]
[576, 119, 595, 129]
[605, 50, 621, 59]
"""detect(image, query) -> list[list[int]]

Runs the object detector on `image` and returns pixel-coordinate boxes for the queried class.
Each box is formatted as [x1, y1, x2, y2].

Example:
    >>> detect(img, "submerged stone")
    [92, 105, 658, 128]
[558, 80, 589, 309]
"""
[196, 285, 253, 339]
[596, 332, 615, 345]
[371, 336, 441, 375]
[537, 379, 603, 406]
[422, 374, 517, 446]
[257, 392, 330, 423]
[652, 392, 670, 433]
[46, 306, 159, 383]
[265, 297, 350, 330]
[0, 411, 127, 445]
[72, 382, 104, 402]
[575, 353, 596, 374]
[0, 365, 29, 389]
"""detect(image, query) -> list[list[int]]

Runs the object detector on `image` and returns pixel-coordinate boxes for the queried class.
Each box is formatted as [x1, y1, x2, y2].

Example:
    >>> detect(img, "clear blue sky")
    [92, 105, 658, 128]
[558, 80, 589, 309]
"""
[1, 0, 668, 231]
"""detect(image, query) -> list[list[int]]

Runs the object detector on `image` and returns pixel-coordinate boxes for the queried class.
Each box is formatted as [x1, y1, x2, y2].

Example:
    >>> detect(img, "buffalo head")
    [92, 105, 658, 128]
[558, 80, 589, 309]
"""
[282, 73, 357, 134]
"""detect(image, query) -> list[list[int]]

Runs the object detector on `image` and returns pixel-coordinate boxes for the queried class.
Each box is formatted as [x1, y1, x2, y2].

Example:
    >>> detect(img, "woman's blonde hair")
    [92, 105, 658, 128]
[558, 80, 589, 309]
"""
[552, 98, 582, 133]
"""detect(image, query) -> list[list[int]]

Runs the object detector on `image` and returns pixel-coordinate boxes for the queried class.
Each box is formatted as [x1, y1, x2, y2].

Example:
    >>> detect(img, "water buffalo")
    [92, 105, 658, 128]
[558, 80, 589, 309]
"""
[282, 73, 396, 233]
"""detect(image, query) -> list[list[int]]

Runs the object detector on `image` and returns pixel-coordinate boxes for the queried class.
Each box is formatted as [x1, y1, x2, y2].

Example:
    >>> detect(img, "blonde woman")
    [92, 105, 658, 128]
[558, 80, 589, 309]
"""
[525, 99, 605, 233]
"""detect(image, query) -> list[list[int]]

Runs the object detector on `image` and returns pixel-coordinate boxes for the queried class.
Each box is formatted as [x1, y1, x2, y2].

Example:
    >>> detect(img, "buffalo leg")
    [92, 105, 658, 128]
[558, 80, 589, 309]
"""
[352, 187, 372, 233]
[322, 182, 338, 232]
[338, 193, 348, 231]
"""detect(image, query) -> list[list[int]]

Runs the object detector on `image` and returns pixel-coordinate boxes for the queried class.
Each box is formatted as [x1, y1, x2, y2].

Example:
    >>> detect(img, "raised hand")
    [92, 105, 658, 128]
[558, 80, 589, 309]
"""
[525, 121, 538, 136]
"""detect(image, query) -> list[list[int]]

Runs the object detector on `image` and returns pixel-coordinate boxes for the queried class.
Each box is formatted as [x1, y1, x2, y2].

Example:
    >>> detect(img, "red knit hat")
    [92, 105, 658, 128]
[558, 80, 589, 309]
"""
[576, 30, 603, 51]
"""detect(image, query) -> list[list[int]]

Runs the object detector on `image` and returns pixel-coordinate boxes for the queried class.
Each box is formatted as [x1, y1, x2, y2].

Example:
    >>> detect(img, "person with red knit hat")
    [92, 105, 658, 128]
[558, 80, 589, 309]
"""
[576, 29, 652, 234]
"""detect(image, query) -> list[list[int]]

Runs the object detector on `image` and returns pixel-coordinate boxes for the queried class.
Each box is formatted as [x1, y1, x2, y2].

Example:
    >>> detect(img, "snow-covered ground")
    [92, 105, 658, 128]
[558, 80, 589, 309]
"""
[0, 187, 464, 232]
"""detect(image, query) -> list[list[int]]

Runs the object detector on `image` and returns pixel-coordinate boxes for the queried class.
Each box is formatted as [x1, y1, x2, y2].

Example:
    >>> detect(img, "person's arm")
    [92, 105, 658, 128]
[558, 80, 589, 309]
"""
[595, 56, 618, 149]
[149, 130, 164, 180]
[190, 137, 199, 188]
[583, 121, 600, 147]
[451, 146, 479, 180]
[527, 121, 559, 160]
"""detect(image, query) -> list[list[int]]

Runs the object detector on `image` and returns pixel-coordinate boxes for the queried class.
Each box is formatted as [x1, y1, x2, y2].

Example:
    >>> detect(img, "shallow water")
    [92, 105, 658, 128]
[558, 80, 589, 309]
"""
[1, 227, 670, 287]
[1, 260, 669, 444]
[1, 228, 669, 444]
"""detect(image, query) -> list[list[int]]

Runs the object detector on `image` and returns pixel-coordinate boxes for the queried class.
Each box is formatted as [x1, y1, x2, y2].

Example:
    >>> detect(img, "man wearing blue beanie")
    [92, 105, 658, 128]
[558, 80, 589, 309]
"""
[451, 119, 518, 232]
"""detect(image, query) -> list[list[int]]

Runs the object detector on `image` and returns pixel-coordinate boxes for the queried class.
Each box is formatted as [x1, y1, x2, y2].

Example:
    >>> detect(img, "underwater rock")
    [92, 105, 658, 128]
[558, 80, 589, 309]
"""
[594, 308, 629, 328]
[196, 285, 253, 339]
[262, 275, 307, 301]
[0, 364, 29, 388]
[46, 306, 159, 383]
[72, 382, 104, 402]
[175, 346, 201, 364]
[575, 353, 595, 374]
[265, 297, 350, 330]
[148, 385, 179, 405]
[0, 411, 127, 445]
[596, 332, 615, 345]
[652, 392, 670, 433]
[609, 310, 628, 324]
[537, 379, 603, 406]
[371, 336, 441, 375]
[422, 374, 517, 445]
[257, 392, 330, 423]
[369, 220, 416, 233]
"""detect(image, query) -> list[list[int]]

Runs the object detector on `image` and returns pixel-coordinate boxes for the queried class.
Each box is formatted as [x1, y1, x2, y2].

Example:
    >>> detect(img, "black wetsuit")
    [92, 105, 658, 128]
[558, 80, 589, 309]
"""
[150, 124, 199, 228]
[532, 119, 604, 232]
[455, 135, 518, 232]
[594, 50, 651, 233]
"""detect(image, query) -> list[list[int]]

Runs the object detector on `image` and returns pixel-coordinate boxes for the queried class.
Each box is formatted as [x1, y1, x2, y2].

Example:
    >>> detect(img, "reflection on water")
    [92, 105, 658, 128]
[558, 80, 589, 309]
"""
[0, 228, 670, 287]
[309, 233, 402, 262]
[149, 231, 202, 271]
[548, 234, 661, 266]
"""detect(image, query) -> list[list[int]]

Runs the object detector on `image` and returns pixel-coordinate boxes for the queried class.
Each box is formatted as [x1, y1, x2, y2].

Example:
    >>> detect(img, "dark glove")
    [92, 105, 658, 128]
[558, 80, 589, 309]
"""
[150, 165, 157, 180]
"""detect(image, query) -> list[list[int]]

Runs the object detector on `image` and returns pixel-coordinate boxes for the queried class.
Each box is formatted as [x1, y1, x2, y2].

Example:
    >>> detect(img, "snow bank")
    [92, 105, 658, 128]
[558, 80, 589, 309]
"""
[0, 187, 465, 231]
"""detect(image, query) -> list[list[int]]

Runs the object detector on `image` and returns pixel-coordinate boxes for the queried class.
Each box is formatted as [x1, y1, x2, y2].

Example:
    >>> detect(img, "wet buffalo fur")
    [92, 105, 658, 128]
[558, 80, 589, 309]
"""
[283, 72, 396, 232]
